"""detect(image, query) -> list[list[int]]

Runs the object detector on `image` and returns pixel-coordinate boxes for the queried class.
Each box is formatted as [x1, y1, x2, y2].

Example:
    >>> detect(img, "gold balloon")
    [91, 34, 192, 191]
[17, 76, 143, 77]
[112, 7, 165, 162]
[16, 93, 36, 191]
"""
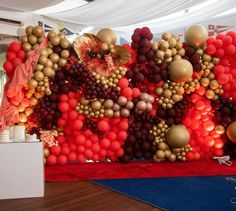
[61, 50, 70, 58]
[215, 125, 225, 135]
[58, 58, 67, 67]
[18, 105, 25, 112]
[30, 97, 38, 106]
[28, 35, 38, 45]
[166, 124, 190, 148]
[185, 24, 208, 48]
[205, 89, 215, 99]
[226, 121, 236, 143]
[25, 26, 33, 36]
[168, 154, 176, 162]
[47, 48, 53, 55]
[161, 32, 171, 41]
[22, 42, 32, 51]
[50, 35, 60, 46]
[32, 44, 40, 50]
[46, 59, 53, 68]
[156, 50, 164, 59]
[104, 109, 114, 117]
[28, 78, 38, 88]
[60, 38, 70, 49]
[159, 40, 169, 51]
[58, 32, 65, 39]
[43, 67, 54, 77]
[35, 64, 44, 71]
[21, 35, 28, 43]
[167, 37, 177, 48]
[91, 101, 102, 110]
[168, 59, 193, 83]
[34, 71, 45, 81]
[38, 56, 48, 65]
[53, 63, 59, 71]
[19, 113, 27, 123]
[26, 50, 33, 57]
[33, 26, 44, 37]
[156, 150, 165, 159]
[25, 107, 33, 116]
[96, 28, 117, 44]
[38, 36, 44, 44]
[50, 53, 60, 63]
[40, 48, 49, 57]
[47, 31, 56, 39]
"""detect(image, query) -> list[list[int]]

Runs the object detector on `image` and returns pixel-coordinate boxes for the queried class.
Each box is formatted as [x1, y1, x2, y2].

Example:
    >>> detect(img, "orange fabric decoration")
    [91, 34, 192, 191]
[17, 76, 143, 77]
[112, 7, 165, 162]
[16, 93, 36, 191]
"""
[0, 37, 48, 131]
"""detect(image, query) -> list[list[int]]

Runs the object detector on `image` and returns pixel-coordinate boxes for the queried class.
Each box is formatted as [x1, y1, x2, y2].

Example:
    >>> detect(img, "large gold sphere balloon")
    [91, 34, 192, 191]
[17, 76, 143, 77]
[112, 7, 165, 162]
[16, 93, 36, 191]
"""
[47, 31, 56, 39]
[50, 53, 60, 63]
[22, 42, 32, 51]
[28, 34, 37, 45]
[40, 48, 49, 57]
[185, 24, 208, 48]
[33, 26, 44, 37]
[28, 78, 38, 88]
[226, 121, 236, 143]
[61, 50, 70, 58]
[50, 35, 60, 46]
[21, 35, 28, 43]
[60, 38, 70, 49]
[166, 124, 190, 148]
[168, 59, 193, 83]
[96, 28, 117, 45]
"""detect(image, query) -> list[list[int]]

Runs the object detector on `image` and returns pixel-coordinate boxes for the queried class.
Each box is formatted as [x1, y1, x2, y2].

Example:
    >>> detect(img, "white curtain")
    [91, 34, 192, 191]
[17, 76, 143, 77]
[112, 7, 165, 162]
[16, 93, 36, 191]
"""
[113, 0, 236, 34]
[45, 0, 208, 27]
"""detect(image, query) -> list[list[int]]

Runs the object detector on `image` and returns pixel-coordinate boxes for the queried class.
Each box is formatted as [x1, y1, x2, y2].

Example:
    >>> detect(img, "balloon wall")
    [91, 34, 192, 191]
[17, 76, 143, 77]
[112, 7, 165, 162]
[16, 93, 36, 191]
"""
[1, 24, 236, 166]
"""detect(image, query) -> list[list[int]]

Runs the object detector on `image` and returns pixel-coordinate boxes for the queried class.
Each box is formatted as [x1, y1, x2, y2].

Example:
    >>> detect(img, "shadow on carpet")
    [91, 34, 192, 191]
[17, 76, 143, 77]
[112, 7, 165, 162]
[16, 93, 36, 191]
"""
[91, 176, 236, 211]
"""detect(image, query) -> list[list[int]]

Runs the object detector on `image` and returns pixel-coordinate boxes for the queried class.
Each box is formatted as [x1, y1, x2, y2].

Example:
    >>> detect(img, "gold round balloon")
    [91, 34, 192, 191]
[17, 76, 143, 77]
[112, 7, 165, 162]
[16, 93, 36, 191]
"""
[30, 97, 38, 106]
[185, 24, 208, 48]
[50, 35, 60, 46]
[28, 78, 38, 88]
[58, 32, 65, 39]
[19, 113, 27, 123]
[96, 28, 117, 45]
[47, 31, 56, 39]
[46, 59, 53, 68]
[33, 26, 44, 37]
[35, 64, 44, 71]
[38, 36, 44, 44]
[21, 35, 28, 43]
[47, 48, 53, 55]
[161, 32, 171, 41]
[34, 71, 45, 81]
[25, 26, 33, 36]
[22, 42, 32, 51]
[32, 44, 40, 50]
[166, 124, 190, 148]
[168, 59, 193, 83]
[58, 58, 67, 67]
[43, 67, 54, 77]
[226, 121, 236, 143]
[60, 38, 70, 49]
[50, 53, 60, 63]
[40, 48, 49, 57]
[28, 35, 38, 45]
[61, 50, 70, 58]
[25, 107, 33, 116]
[38, 56, 48, 65]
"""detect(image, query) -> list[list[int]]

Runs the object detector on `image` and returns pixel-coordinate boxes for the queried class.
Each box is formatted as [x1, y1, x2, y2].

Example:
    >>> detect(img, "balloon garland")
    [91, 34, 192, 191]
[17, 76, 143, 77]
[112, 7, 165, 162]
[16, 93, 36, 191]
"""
[1, 24, 236, 165]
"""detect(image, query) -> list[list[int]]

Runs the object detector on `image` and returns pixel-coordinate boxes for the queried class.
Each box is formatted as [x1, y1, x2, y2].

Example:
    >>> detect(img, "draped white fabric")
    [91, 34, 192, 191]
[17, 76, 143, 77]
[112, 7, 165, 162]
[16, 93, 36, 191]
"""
[0, 0, 63, 11]
[45, 0, 208, 27]
[113, 0, 236, 34]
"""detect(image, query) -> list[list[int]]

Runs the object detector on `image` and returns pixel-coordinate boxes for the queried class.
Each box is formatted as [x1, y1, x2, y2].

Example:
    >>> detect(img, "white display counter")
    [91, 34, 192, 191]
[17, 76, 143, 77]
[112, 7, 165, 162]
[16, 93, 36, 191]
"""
[0, 142, 44, 199]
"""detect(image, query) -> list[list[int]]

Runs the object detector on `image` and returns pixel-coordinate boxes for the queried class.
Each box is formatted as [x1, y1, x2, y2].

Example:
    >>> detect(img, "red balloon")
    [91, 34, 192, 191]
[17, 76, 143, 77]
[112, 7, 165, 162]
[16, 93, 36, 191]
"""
[75, 134, 85, 145]
[84, 140, 92, 148]
[68, 110, 78, 120]
[6, 51, 16, 61]
[58, 102, 70, 112]
[121, 87, 133, 99]
[90, 134, 99, 143]
[132, 88, 141, 97]
[77, 154, 86, 163]
[12, 58, 22, 67]
[9, 42, 21, 53]
[17, 50, 26, 60]
[217, 74, 229, 85]
[225, 45, 235, 55]
[69, 143, 77, 151]
[101, 138, 111, 149]
[61, 146, 70, 155]
[73, 119, 83, 130]
[215, 48, 224, 58]
[84, 149, 93, 159]
[214, 39, 223, 48]
[46, 155, 57, 165]
[213, 65, 225, 75]
[223, 35, 232, 45]
[3, 61, 14, 73]
[59, 94, 69, 102]
[186, 152, 194, 161]
[207, 37, 215, 45]
[57, 135, 66, 144]
[77, 145, 85, 153]
[107, 131, 117, 141]
[92, 154, 99, 161]
[99, 149, 107, 157]
[68, 98, 77, 108]
[110, 141, 120, 151]
[97, 120, 110, 132]
[206, 44, 216, 55]
[68, 152, 77, 162]
[50, 146, 61, 155]
[117, 131, 128, 141]
[57, 155, 68, 165]
[118, 120, 129, 130]
[57, 118, 66, 127]
[118, 78, 129, 89]
[91, 143, 100, 153]
[115, 148, 124, 157]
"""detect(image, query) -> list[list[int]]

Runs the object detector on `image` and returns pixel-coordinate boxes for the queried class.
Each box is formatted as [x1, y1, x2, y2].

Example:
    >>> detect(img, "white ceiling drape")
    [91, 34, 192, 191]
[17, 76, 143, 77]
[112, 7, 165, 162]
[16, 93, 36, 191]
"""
[113, 0, 236, 34]
[45, 0, 208, 27]
[0, 0, 63, 11]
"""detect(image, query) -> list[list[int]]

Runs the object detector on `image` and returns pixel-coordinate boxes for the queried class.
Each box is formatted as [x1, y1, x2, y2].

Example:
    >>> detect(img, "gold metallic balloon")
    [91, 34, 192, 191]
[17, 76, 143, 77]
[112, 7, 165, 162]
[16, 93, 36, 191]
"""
[34, 71, 45, 81]
[47, 31, 56, 39]
[35, 64, 44, 71]
[44, 148, 50, 157]
[28, 35, 38, 45]
[91, 101, 102, 110]
[43, 67, 54, 77]
[18, 105, 25, 112]
[167, 37, 177, 48]
[156, 150, 165, 159]
[38, 36, 44, 44]
[168, 59, 193, 83]
[21, 35, 28, 43]
[50, 35, 60, 46]
[60, 38, 70, 49]
[58, 32, 65, 39]
[161, 32, 171, 41]
[159, 40, 169, 51]
[25, 107, 33, 116]
[47, 48, 53, 55]
[38, 56, 48, 65]
[96, 28, 117, 44]
[226, 121, 236, 143]
[166, 124, 190, 148]
[46, 59, 53, 68]
[25, 26, 33, 36]
[19, 113, 27, 123]
[30, 97, 38, 106]
[104, 109, 114, 117]
[58, 58, 67, 67]
[185, 24, 208, 48]
[33, 26, 44, 37]
[50, 53, 60, 63]
[32, 43, 40, 50]
[40, 48, 49, 57]
[28, 78, 38, 88]
[61, 50, 70, 58]
[22, 42, 32, 51]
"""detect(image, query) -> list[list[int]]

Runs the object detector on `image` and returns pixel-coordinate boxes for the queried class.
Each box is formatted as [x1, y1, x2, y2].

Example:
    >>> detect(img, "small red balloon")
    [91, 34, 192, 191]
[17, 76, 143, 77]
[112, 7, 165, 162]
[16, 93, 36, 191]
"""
[17, 50, 26, 60]
[61, 146, 70, 155]
[77, 154, 86, 163]
[3, 61, 14, 73]
[6, 51, 16, 61]
[97, 120, 110, 132]
[46, 155, 57, 165]
[50, 146, 61, 155]
[68, 152, 77, 162]
[58, 102, 70, 112]
[9, 42, 21, 53]
[118, 78, 129, 89]
[73, 119, 83, 130]
[57, 155, 68, 165]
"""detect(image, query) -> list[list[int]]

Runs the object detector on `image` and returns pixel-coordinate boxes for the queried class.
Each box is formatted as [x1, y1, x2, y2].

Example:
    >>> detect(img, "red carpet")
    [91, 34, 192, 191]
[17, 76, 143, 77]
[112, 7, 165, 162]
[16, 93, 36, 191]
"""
[45, 160, 236, 181]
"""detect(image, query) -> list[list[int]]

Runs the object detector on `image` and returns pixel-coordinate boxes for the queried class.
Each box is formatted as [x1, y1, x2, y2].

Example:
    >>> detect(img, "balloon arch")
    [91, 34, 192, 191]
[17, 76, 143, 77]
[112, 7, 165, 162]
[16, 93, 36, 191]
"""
[1, 24, 236, 165]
